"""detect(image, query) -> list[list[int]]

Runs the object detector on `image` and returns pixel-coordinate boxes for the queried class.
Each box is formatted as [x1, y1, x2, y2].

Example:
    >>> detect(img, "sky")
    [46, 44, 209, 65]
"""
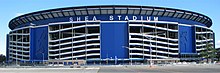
[0, 0, 220, 55]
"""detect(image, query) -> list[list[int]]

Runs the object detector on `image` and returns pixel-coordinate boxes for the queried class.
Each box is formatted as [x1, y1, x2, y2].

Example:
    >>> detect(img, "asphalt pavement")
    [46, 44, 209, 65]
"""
[97, 65, 220, 73]
[0, 68, 99, 73]
[1, 64, 220, 73]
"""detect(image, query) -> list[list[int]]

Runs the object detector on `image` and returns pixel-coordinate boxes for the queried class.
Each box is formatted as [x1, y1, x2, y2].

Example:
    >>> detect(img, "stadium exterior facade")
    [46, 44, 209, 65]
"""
[6, 5, 215, 65]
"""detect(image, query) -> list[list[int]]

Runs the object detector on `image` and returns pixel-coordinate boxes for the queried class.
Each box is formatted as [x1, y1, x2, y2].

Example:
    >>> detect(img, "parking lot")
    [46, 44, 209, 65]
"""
[0, 68, 99, 73]
[0, 64, 220, 73]
[98, 65, 220, 73]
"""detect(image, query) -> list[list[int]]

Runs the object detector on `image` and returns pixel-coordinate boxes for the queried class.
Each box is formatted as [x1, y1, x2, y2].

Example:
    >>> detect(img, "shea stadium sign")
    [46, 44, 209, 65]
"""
[69, 15, 159, 22]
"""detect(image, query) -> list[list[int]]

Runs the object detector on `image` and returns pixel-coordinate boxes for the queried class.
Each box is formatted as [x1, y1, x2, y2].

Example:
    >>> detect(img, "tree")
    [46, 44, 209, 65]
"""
[217, 48, 220, 61]
[0, 54, 6, 63]
[200, 43, 217, 63]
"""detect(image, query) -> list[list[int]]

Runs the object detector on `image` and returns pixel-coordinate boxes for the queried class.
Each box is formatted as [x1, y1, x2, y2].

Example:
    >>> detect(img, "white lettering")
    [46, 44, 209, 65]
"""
[133, 16, 137, 20]
[85, 16, 89, 21]
[70, 15, 159, 22]
[77, 17, 81, 21]
[154, 17, 158, 21]
[93, 16, 97, 21]
[146, 17, 151, 21]
[118, 15, 121, 20]
[110, 15, 114, 20]
[69, 17, 73, 22]
[141, 16, 143, 21]
[125, 16, 129, 21]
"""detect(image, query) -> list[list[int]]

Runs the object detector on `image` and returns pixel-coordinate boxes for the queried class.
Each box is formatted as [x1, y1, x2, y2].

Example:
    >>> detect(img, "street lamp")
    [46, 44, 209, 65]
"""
[16, 52, 18, 66]
[143, 32, 166, 67]
[149, 37, 153, 67]
[122, 46, 132, 65]
[42, 53, 44, 64]
[143, 36, 153, 67]
[157, 33, 167, 58]
[115, 56, 117, 65]
[106, 51, 109, 65]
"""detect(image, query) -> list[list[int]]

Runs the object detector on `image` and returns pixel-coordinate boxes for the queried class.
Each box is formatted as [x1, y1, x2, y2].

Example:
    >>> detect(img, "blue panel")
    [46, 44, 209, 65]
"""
[30, 26, 48, 62]
[213, 33, 215, 49]
[6, 34, 9, 63]
[179, 25, 196, 54]
[191, 26, 196, 53]
[101, 22, 129, 59]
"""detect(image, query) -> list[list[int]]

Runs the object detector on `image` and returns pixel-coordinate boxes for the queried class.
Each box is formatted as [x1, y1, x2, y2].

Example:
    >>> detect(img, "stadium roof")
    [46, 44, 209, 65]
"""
[9, 5, 212, 29]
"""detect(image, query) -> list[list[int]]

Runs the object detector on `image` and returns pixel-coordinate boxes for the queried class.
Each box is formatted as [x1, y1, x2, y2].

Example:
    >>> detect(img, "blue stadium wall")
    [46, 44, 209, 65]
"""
[7, 14, 213, 62]
[6, 34, 9, 63]
[30, 26, 48, 62]
[179, 25, 196, 54]
[101, 22, 129, 59]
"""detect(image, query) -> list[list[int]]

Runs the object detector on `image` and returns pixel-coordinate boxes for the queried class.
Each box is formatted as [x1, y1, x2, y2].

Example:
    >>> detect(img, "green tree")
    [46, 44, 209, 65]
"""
[0, 54, 6, 63]
[217, 48, 220, 61]
[200, 43, 217, 62]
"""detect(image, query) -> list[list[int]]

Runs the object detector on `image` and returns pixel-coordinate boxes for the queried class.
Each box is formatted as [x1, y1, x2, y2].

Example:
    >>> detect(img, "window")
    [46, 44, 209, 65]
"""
[50, 33, 59, 40]
[24, 18, 29, 22]
[101, 7, 113, 14]
[49, 25, 59, 31]
[203, 20, 209, 24]
[115, 9, 120, 14]
[14, 21, 19, 26]
[42, 14, 49, 19]
[163, 12, 169, 16]
[146, 11, 153, 15]
[94, 10, 100, 14]
[168, 24, 178, 30]
[184, 12, 192, 19]
[121, 9, 127, 14]
[181, 14, 187, 19]
[88, 10, 94, 15]
[130, 26, 142, 33]
[140, 10, 146, 15]
[52, 12, 59, 17]
[26, 16, 33, 21]
[173, 13, 179, 18]
[196, 17, 202, 22]
[168, 12, 174, 17]
[33, 15, 40, 20]
[75, 10, 82, 15]
[81, 10, 87, 15]
[200, 19, 206, 23]
[190, 15, 197, 20]
[21, 18, 27, 23]
[177, 13, 183, 18]
[101, 10, 107, 14]
[169, 32, 177, 39]
[152, 11, 158, 16]
[69, 11, 75, 16]
[63, 11, 70, 16]
[157, 11, 164, 16]
[185, 14, 191, 19]
[57, 12, 64, 17]
[128, 9, 134, 14]
[134, 9, 140, 14]
[107, 10, 113, 14]
[47, 13, 53, 18]
[38, 15, 44, 19]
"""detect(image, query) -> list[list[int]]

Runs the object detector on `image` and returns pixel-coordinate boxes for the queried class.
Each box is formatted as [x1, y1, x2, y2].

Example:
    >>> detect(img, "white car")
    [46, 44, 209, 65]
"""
[48, 64, 54, 66]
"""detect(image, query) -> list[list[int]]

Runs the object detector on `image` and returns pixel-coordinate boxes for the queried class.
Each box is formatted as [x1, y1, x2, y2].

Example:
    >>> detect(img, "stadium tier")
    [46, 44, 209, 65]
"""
[6, 5, 214, 65]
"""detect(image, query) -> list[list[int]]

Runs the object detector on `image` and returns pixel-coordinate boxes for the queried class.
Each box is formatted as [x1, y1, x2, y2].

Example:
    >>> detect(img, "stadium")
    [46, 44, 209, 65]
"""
[6, 5, 215, 65]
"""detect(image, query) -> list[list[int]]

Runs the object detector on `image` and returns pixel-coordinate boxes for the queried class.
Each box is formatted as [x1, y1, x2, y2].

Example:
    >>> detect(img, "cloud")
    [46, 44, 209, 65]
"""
[15, 13, 24, 17]
[216, 40, 220, 48]
[0, 39, 6, 55]
[217, 40, 220, 45]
